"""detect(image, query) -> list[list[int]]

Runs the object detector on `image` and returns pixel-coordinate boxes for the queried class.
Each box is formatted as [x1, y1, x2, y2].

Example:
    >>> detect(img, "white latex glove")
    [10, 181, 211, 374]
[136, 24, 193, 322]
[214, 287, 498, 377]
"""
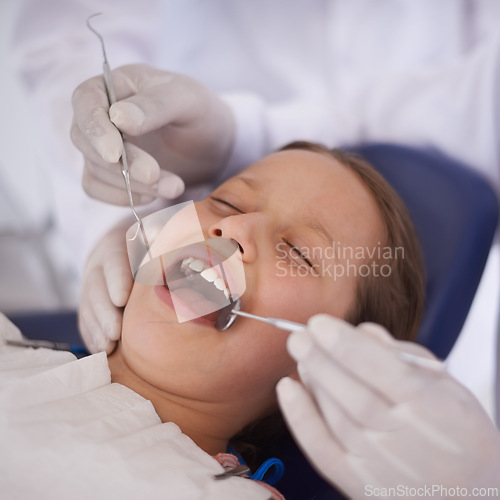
[277, 315, 500, 498]
[78, 221, 132, 354]
[71, 64, 235, 205]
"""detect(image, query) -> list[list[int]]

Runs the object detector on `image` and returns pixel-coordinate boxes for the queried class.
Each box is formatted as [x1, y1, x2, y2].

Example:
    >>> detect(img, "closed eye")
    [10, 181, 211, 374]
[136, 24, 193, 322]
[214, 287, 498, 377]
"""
[282, 238, 314, 268]
[210, 196, 245, 214]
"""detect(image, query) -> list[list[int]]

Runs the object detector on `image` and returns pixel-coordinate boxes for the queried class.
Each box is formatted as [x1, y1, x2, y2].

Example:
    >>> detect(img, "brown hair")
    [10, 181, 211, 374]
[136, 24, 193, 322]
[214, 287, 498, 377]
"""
[230, 141, 425, 467]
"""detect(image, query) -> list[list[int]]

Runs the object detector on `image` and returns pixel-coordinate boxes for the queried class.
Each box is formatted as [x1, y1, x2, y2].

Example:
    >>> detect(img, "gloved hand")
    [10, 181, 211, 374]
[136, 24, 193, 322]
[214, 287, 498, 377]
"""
[71, 64, 235, 205]
[277, 315, 500, 498]
[78, 221, 132, 354]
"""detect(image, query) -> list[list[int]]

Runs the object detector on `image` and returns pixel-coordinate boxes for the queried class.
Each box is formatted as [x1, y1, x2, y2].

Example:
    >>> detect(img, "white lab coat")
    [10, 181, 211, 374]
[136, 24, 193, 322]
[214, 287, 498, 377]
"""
[7, 0, 500, 303]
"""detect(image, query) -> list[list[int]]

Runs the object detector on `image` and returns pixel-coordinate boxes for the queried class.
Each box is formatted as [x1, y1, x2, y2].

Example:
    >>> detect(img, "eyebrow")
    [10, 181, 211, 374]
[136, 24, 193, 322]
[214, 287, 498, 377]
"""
[302, 213, 333, 247]
[210, 176, 259, 213]
[233, 176, 260, 191]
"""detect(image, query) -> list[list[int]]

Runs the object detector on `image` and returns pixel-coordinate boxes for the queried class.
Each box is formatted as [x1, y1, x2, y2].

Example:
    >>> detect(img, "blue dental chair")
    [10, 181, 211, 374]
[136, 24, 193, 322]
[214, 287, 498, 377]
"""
[357, 144, 498, 360]
[7, 144, 499, 500]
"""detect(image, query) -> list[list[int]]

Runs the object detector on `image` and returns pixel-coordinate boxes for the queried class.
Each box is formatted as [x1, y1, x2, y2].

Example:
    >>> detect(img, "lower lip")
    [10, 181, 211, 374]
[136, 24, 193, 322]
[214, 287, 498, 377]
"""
[154, 285, 214, 328]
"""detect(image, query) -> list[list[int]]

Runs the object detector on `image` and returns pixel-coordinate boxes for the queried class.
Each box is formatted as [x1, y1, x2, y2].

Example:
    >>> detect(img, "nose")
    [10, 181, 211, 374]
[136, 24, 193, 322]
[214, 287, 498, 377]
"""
[208, 213, 269, 263]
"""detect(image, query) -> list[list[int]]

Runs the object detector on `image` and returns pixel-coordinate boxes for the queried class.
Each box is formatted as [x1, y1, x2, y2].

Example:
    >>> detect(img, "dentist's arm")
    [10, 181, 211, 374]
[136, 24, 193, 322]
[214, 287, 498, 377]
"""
[277, 315, 500, 498]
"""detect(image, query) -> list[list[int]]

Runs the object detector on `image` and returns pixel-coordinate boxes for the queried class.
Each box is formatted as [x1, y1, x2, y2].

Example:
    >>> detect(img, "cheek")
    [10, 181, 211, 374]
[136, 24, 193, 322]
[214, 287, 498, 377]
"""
[322, 258, 362, 317]
[256, 270, 326, 324]
[257, 270, 357, 324]
[120, 290, 167, 370]
[119, 285, 197, 386]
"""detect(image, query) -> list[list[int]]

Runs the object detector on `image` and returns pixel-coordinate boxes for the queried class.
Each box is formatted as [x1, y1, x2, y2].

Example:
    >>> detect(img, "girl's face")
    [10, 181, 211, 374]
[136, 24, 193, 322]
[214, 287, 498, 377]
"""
[120, 149, 384, 424]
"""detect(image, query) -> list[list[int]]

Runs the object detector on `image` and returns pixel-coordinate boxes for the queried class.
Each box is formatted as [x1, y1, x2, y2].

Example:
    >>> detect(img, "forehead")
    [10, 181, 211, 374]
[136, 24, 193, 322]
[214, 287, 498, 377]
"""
[239, 149, 384, 246]
[244, 149, 358, 193]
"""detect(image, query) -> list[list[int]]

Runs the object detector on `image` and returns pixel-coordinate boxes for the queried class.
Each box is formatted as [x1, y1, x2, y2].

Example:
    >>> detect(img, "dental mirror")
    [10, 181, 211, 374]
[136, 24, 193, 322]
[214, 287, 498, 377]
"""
[215, 298, 242, 331]
[215, 298, 307, 332]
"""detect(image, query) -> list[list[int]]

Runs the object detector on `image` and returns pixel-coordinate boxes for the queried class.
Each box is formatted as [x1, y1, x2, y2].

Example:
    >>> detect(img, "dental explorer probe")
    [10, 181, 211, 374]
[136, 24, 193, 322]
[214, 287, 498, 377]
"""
[86, 14, 167, 284]
[231, 310, 306, 332]
[5, 339, 88, 356]
[215, 298, 445, 371]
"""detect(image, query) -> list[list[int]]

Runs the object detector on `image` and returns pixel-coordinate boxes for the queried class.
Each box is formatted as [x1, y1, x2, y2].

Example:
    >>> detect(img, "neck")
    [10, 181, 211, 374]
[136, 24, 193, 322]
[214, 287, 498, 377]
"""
[107, 343, 244, 456]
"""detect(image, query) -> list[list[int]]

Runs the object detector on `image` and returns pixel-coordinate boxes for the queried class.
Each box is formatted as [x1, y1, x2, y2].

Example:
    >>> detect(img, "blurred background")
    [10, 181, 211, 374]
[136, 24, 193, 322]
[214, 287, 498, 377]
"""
[0, 0, 130, 312]
[0, 0, 498, 418]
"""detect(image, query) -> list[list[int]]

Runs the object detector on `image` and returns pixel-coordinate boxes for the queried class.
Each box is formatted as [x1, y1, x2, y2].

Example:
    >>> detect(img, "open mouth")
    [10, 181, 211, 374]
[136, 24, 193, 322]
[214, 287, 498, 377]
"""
[157, 242, 240, 326]
[167, 256, 230, 305]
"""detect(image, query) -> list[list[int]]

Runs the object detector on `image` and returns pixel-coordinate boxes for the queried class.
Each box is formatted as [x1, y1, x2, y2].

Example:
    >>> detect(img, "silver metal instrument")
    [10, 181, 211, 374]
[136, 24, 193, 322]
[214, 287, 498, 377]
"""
[230, 309, 305, 332]
[86, 14, 165, 281]
[215, 298, 445, 371]
[213, 464, 250, 480]
[215, 298, 305, 332]
[5, 338, 88, 355]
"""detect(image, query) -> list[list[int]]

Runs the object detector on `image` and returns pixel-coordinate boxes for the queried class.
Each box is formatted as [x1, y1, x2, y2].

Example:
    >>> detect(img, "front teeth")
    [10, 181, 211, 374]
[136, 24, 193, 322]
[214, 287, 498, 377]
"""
[180, 257, 195, 273]
[180, 257, 230, 299]
[214, 278, 226, 291]
[200, 268, 218, 282]
[188, 258, 204, 272]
